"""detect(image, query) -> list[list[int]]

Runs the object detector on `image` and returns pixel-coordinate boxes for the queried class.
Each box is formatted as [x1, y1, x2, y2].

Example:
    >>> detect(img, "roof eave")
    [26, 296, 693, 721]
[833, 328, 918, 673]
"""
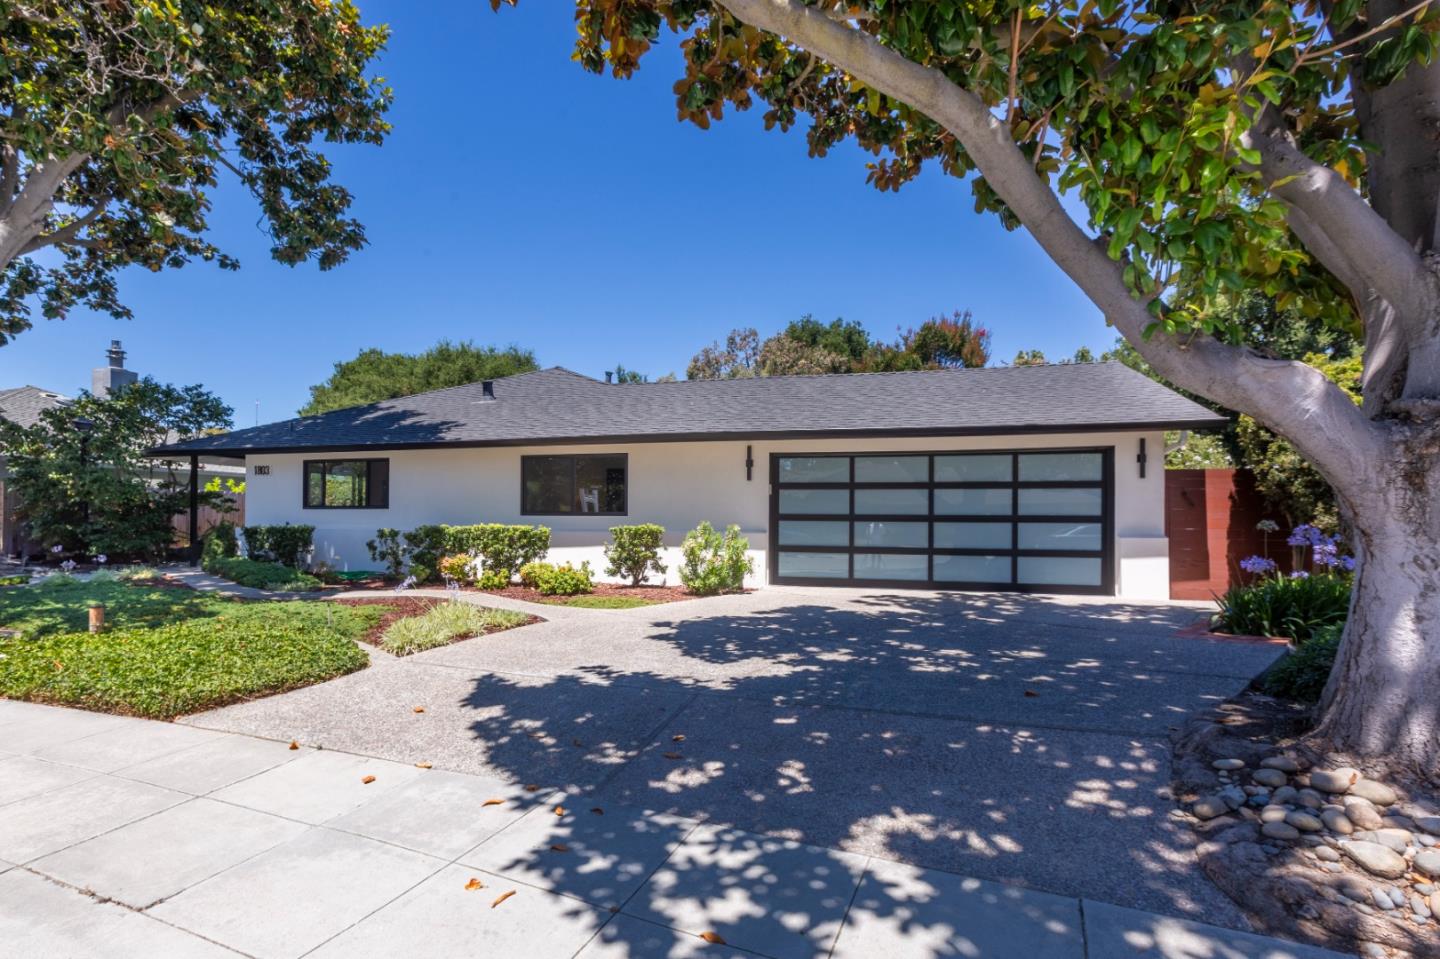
[144, 417, 1228, 457]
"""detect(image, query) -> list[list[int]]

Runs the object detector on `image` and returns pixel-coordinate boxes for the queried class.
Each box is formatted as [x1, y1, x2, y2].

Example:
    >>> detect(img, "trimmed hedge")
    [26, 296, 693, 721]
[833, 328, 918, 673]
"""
[201, 521, 239, 568]
[242, 524, 315, 568]
[446, 524, 550, 583]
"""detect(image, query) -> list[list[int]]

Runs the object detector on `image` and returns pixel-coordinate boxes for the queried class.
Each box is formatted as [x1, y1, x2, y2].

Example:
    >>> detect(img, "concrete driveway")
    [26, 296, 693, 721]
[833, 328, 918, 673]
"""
[184, 586, 1283, 932]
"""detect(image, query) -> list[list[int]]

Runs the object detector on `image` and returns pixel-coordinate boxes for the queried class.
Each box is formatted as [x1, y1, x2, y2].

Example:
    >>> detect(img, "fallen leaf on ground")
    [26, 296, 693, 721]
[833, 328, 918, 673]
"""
[288, 740, 299, 750]
[572, 739, 584, 747]
[554, 805, 567, 816]
[1023, 690, 1039, 698]
[524, 784, 540, 792]
[663, 752, 683, 760]
[415, 762, 433, 769]
[699, 931, 727, 944]
[549, 843, 570, 852]
[483, 798, 505, 807]
[361, 775, 376, 784]
[413, 706, 425, 713]
[672, 734, 685, 742]
[464, 877, 484, 891]
[492, 890, 515, 908]
[590, 807, 604, 815]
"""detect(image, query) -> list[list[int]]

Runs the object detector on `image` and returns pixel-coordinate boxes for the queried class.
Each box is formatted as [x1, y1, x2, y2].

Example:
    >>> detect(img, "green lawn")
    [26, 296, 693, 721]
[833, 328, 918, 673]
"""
[548, 595, 659, 609]
[0, 579, 378, 718]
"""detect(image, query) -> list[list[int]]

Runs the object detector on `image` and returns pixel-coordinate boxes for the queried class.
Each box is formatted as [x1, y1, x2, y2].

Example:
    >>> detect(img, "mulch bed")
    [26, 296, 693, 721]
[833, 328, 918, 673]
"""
[330, 596, 541, 649]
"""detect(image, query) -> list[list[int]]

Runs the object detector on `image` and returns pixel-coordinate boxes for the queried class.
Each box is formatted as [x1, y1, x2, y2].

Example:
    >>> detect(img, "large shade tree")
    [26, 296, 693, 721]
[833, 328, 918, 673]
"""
[500, 0, 1440, 771]
[0, 1, 391, 344]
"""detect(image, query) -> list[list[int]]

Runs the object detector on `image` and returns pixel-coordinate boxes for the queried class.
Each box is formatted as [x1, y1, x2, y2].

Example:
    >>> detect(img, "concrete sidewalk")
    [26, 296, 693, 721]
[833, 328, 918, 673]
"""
[0, 700, 1350, 959]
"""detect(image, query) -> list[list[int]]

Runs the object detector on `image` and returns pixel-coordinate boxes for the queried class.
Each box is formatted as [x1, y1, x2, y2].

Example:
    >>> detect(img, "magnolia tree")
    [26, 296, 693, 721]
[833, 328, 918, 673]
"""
[0, 1, 390, 344]
[501, 0, 1440, 771]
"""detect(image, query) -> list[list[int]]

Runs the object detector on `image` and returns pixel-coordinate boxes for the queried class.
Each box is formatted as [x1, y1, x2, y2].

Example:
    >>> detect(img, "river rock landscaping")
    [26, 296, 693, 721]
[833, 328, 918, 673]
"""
[1173, 690, 1439, 958]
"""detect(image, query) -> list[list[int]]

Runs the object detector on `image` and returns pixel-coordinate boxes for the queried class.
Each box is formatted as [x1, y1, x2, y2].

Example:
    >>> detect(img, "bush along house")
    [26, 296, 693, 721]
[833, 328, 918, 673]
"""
[148, 364, 1224, 597]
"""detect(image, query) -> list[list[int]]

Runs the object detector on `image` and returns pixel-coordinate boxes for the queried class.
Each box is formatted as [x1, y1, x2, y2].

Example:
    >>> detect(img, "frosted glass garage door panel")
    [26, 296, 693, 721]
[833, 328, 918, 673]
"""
[853, 522, 928, 548]
[778, 488, 849, 515]
[934, 454, 1011, 482]
[854, 456, 928, 482]
[777, 552, 850, 578]
[1017, 556, 1103, 586]
[1018, 488, 1102, 516]
[1017, 452, 1103, 481]
[934, 488, 1011, 515]
[778, 457, 849, 483]
[854, 489, 929, 515]
[778, 521, 849, 547]
[1017, 523, 1102, 552]
[933, 554, 1012, 583]
[933, 522, 1012, 549]
[853, 553, 928, 580]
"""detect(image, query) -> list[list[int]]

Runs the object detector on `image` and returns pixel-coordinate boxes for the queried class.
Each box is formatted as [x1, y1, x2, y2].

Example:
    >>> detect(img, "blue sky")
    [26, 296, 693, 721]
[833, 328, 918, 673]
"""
[0, 1, 1111, 427]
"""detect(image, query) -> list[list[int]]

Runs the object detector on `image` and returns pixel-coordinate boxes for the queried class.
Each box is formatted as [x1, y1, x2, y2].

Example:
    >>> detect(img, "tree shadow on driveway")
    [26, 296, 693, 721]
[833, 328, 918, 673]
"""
[455, 591, 1278, 955]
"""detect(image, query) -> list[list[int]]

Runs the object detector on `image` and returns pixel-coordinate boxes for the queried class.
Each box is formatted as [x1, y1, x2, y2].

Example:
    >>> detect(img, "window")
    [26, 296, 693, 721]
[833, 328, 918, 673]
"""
[522, 454, 627, 515]
[303, 459, 389, 509]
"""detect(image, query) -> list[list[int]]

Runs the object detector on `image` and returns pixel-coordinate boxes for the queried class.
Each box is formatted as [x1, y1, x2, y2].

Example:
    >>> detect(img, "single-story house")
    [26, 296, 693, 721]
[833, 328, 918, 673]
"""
[150, 363, 1225, 599]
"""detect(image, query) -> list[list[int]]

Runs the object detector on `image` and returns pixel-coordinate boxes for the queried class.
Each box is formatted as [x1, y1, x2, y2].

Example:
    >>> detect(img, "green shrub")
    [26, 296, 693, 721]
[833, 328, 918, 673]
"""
[366, 527, 407, 579]
[1213, 573, 1351, 642]
[113, 565, 159, 582]
[519, 561, 594, 595]
[379, 600, 531, 656]
[438, 553, 477, 584]
[0, 575, 28, 587]
[205, 556, 321, 592]
[201, 521, 239, 568]
[1259, 623, 1343, 703]
[446, 524, 550, 584]
[604, 524, 667, 586]
[403, 525, 449, 583]
[476, 569, 510, 590]
[242, 524, 315, 568]
[679, 522, 753, 595]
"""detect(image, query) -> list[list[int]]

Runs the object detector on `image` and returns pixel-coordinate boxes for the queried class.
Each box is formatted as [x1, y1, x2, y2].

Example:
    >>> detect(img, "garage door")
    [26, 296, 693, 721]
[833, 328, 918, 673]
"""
[768, 449, 1114, 594]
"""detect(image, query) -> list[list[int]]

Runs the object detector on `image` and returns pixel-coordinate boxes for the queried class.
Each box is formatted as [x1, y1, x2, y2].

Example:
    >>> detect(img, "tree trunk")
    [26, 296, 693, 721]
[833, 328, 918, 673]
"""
[1312, 446, 1440, 775]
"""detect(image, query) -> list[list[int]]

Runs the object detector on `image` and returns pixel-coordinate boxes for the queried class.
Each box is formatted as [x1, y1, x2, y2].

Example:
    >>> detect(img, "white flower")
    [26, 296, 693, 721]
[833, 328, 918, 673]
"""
[94, 554, 108, 565]
[51, 544, 63, 553]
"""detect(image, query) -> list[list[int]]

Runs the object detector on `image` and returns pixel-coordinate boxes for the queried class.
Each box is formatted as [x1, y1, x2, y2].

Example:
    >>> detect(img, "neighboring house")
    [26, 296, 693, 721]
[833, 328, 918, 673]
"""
[152, 364, 1224, 598]
[1, 341, 243, 557]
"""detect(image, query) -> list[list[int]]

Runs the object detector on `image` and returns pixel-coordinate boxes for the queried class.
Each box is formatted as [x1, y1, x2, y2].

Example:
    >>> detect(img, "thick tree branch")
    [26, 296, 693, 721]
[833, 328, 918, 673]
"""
[1242, 123, 1431, 320]
[0, 144, 19, 217]
[18, 196, 111, 255]
[716, 0, 1386, 487]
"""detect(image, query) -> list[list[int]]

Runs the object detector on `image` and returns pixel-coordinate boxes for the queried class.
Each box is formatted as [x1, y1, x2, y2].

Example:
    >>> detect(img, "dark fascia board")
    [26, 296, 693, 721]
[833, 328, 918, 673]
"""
[144, 418, 1226, 458]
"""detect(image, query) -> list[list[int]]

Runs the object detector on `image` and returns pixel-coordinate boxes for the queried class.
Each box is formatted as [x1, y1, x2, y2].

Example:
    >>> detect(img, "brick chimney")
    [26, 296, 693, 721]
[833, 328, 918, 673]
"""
[92, 339, 138, 398]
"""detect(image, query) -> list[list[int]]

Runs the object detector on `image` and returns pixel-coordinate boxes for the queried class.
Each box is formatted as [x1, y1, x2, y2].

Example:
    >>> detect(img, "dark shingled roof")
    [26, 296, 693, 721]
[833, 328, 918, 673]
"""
[149, 363, 1226, 456]
[0, 385, 71, 429]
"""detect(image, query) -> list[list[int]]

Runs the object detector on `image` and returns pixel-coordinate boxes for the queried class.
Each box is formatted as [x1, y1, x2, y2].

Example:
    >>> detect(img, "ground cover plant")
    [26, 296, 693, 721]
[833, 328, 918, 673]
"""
[372, 599, 531, 656]
[203, 556, 321, 592]
[0, 579, 374, 717]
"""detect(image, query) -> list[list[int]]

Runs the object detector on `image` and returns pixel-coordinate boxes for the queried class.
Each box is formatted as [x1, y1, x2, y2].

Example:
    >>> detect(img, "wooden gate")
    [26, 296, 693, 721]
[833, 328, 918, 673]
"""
[1164, 469, 1290, 600]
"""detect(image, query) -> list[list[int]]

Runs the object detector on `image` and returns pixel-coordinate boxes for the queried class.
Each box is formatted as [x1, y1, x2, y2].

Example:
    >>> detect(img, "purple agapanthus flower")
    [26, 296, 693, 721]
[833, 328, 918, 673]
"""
[1339, 555, 1357, 572]
[1289, 570, 1310, 580]
[1287, 524, 1324, 547]
[1239, 555, 1278, 575]
[1255, 519, 1279, 534]
[51, 544, 64, 554]
[94, 554, 107, 565]
[1312, 538, 1341, 567]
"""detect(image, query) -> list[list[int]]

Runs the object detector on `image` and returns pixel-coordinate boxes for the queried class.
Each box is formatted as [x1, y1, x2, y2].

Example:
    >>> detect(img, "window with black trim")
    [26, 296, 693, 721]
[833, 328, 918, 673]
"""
[303, 459, 389, 508]
[522, 454, 626, 515]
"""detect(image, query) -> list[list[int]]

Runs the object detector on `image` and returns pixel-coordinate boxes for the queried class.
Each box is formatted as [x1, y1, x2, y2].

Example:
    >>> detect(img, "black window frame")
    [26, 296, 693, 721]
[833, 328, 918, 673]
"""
[520, 453, 629, 516]
[302, 458, 390, 510]
[768, 447, 1115, 595]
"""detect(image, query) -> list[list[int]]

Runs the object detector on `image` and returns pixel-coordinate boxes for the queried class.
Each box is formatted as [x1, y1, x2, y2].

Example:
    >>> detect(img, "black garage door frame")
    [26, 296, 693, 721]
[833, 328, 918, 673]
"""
[767, 447, 1116, 595]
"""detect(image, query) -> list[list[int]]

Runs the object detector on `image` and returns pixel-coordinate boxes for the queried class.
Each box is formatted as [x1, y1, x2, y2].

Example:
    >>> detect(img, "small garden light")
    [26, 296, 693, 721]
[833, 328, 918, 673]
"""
[87, 602, 105, 634]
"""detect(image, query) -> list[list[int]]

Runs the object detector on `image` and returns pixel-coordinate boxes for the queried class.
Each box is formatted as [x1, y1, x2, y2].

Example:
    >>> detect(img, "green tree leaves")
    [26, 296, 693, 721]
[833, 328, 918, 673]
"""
[300, 341, 539, 415]
[0, 0, 392, 343]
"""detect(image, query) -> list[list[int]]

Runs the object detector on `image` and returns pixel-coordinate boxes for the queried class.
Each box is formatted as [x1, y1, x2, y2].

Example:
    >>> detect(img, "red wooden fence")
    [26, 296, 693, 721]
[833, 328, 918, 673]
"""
[1164, 469, 1291, 600]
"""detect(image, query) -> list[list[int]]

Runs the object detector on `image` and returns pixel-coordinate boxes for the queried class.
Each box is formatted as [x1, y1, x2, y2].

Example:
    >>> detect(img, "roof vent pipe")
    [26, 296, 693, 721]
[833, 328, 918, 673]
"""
[605, 371, 613, 384]
[481, 380, 495, 400]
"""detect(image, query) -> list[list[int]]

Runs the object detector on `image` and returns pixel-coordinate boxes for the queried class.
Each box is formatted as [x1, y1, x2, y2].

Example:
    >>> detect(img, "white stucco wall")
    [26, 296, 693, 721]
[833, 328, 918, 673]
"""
[240, 430, 1170, 599]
